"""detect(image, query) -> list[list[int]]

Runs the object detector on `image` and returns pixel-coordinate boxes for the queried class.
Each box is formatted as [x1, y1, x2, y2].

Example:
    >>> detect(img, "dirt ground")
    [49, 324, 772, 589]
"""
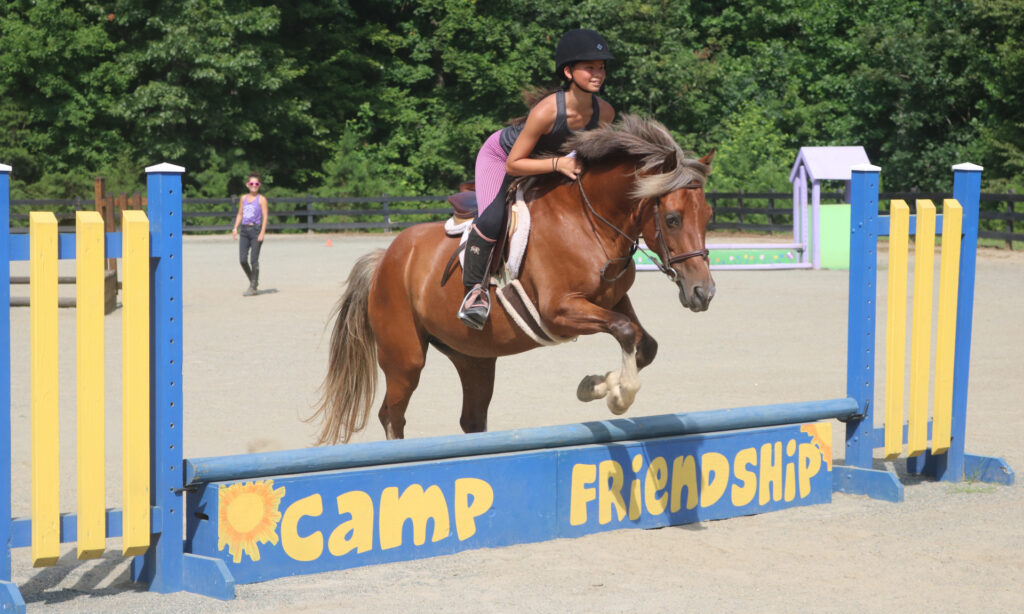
[8, 232, 1023, 613]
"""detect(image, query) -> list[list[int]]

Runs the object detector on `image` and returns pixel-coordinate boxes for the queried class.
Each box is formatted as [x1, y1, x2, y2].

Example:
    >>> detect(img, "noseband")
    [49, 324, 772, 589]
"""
[577, 178, 708, 283]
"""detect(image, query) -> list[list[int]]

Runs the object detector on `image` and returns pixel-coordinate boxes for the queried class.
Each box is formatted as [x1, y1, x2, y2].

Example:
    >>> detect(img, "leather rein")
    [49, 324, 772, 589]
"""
[576, 178, 708, 283]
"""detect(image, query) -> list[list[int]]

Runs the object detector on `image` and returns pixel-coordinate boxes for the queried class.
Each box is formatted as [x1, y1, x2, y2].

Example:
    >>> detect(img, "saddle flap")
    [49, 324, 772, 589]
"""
[447, 191, 478, 218]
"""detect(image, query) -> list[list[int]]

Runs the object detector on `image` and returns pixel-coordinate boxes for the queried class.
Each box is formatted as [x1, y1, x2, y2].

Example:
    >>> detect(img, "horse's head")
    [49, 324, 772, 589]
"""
[640, 151, 716, 312]
[562, 115, 716, 311]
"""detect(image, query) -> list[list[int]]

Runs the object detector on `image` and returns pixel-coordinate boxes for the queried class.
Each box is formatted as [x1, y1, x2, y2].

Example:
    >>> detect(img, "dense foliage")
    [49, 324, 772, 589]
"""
[1, 0, 1021, 198]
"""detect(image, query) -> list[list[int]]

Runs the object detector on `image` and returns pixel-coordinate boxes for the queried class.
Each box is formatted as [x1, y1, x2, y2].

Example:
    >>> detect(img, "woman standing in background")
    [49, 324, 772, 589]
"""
[231, 172, 268, 296]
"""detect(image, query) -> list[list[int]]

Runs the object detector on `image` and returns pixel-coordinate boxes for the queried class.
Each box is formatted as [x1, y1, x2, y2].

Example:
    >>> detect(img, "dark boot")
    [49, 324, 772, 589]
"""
[457, 229, 495, 329]
[244, 270, 259, 296]
[241, 262, 254, 294]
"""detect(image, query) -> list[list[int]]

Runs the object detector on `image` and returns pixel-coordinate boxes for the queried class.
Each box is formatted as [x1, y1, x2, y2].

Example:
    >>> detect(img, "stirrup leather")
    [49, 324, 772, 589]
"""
[457, 284, 491, 330]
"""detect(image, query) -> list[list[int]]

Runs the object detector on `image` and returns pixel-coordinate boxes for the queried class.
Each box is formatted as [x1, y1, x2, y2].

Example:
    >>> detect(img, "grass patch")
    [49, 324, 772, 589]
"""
[946, 482, 998, 495]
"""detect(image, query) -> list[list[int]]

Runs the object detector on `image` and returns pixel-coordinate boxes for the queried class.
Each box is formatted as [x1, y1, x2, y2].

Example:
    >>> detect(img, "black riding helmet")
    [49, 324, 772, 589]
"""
[555, 29, 614, 80]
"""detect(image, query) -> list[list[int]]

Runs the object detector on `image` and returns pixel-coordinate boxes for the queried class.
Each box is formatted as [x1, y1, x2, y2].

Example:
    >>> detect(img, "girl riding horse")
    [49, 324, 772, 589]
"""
[312, 115, 715, 444]
[458, 28, 617, 329]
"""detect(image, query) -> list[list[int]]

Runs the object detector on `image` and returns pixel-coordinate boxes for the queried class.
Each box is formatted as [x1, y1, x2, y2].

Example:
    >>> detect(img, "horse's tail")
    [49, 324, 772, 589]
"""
[310, 249, 385, 445]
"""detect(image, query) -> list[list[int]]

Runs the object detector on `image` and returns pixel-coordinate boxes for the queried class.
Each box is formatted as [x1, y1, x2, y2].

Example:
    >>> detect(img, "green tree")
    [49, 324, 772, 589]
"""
[709, 101, 791, 192]
[104, 0, 313, 196]
[0, 0, 122, 192]
[966, 0, 1024, 191]
[841, 0, 996, 189]
[1, 0, 1020, 200]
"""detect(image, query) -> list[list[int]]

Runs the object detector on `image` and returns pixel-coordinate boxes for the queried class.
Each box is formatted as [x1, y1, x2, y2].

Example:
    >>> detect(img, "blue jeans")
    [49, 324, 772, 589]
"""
[238, 224, 262, 283]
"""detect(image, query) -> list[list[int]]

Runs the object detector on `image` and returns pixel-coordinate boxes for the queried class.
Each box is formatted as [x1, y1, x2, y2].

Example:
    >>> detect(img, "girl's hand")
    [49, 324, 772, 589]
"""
[231, 228, 238, 240]
[553, 156, 581, 180]
[258, 232, 265, 242]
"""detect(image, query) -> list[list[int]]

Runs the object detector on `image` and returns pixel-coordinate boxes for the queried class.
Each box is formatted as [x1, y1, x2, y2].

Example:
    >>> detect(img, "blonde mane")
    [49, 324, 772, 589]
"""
[564, 114, 709, 199]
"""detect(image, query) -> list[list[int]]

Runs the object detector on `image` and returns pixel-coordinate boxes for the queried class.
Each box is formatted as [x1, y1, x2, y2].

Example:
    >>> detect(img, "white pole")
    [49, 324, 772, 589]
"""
[811, 179, 821, 269]
[799, 166, 810, 265]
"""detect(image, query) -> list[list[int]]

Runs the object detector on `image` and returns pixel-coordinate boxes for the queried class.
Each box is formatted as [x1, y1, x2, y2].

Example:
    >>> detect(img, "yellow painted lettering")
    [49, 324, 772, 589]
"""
[281, 494, 324, 562]
[731, 447, 757, 507]
[454, 478, 493, 540]
[598, 460, 626, 524]
[569, 463, 597, 526]
[379, 484, 450, 550]
[644, 457, 669, 515]
[327, 491, 374, 557]
[759, 442, 783, 504]
[628, 454, 643, 520]
[798, 442, 822, 498]
[670, 455, 698, 511]
[700, 452, 729, 508]
[784, 439, 797, 502]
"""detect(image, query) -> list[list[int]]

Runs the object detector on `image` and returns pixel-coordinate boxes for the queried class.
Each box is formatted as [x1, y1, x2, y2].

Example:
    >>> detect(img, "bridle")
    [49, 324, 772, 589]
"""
[577, 178, 708, 283]
[649, 197, 710, 281]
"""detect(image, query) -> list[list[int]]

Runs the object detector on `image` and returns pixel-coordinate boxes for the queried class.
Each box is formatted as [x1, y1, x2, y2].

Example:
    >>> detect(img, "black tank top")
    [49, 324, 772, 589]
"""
[498, 90, 602, 156]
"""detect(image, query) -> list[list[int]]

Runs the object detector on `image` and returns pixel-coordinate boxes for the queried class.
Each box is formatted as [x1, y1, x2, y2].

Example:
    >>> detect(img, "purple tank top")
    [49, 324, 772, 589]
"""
[241, 195, 262, 225]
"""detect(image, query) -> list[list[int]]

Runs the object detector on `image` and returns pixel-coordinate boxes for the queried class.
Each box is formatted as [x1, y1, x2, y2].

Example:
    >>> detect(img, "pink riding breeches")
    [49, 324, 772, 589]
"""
[474, 130, 508, 215]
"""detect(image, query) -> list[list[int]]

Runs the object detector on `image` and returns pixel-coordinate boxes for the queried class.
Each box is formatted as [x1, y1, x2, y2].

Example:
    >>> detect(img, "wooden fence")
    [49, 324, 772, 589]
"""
[10, 190, 1024, 247]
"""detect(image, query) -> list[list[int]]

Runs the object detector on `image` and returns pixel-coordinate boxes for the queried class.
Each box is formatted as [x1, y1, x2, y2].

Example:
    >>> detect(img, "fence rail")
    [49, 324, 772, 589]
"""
[11, 190, 1023, 247]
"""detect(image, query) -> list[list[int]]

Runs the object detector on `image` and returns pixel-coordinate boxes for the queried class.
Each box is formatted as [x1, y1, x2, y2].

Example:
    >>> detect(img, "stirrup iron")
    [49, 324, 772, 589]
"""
[457, 285, 491, 330]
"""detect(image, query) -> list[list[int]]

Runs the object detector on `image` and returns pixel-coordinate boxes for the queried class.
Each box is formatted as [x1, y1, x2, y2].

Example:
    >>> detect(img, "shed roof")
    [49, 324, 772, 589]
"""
[789, 146, 870, 183]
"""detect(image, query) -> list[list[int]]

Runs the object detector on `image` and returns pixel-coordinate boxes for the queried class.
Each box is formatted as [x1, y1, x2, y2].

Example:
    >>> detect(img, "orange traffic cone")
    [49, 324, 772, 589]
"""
[326, 238, 333, 247]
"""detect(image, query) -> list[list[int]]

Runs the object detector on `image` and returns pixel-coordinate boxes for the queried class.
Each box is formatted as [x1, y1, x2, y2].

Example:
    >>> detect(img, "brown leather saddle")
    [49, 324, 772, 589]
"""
[441, 181, 514, 286]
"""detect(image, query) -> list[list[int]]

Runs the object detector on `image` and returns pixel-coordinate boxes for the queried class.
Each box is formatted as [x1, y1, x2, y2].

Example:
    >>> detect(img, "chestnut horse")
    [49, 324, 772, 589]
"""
[312, 115, 715, 443]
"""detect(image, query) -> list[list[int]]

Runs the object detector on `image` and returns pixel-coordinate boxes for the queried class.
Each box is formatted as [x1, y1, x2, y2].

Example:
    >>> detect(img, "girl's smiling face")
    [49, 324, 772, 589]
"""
[566, 60, 606, 92]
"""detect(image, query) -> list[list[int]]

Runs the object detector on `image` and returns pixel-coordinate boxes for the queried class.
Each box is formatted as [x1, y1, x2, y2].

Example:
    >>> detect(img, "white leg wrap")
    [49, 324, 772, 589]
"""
[606, 349, 640, 415]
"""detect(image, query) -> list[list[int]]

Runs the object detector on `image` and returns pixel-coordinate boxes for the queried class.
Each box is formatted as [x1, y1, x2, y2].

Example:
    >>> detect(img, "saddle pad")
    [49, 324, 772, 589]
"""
[444, 215, 473, 236]
[457, 188, 531, 282]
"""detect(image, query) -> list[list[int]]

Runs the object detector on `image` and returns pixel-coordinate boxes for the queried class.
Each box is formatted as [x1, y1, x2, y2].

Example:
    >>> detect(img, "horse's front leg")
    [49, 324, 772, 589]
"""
[611, 294, 657, 370]
[546, 299, 643, 415]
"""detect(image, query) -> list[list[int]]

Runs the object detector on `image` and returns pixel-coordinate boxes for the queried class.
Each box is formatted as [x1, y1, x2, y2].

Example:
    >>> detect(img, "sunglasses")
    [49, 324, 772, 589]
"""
[247, 181, 261, 187]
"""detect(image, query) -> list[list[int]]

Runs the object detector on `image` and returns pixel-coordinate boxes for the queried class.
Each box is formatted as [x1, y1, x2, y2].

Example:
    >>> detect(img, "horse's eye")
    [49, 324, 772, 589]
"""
[665, 213, 681, 229]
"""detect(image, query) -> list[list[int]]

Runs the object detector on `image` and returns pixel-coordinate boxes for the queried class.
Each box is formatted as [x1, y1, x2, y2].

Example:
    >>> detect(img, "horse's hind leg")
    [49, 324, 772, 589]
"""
[376, 353, 425, 440]
[439, 349, 496, 433]
[374, 330, 428, 440]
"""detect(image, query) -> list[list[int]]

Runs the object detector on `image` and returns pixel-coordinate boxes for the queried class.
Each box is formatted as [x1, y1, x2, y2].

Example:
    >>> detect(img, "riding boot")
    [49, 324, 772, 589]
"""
[457, 228, 495, 329]
[244, 270, 259, 296]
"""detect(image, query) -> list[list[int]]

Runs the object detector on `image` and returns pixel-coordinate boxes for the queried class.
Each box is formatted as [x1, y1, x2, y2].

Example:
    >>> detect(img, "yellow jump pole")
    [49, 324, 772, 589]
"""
[29, 212, 60, 567]
[932, 200, 963, 454]
[883, 201, 909, 459]
[907, 200, 936, 457]
[121, 210, 151, 555]
[76, 211, 107, 559]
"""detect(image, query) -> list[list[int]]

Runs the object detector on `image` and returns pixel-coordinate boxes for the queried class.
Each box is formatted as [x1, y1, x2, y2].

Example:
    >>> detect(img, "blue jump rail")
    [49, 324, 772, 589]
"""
[185, 398, 861, 486]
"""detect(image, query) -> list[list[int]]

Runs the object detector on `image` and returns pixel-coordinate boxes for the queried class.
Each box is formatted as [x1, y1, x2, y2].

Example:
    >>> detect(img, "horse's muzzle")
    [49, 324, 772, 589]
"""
[677, 279, 715, 312]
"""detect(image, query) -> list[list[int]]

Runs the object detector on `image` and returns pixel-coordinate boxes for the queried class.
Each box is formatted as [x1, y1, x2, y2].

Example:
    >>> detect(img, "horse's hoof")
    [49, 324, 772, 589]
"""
[606, 389, 636, 415]
[607, 402, 630, 416]
[577, 374, 608, 402]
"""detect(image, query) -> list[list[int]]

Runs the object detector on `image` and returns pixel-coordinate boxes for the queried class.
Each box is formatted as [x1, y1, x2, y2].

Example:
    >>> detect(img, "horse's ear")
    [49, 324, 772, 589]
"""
[700, 148, 716, 166]
[661, 150, 677, 173]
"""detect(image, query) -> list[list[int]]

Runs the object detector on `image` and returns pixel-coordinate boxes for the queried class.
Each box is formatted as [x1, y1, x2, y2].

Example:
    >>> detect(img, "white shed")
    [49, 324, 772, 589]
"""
[789, 146, 871, 268]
